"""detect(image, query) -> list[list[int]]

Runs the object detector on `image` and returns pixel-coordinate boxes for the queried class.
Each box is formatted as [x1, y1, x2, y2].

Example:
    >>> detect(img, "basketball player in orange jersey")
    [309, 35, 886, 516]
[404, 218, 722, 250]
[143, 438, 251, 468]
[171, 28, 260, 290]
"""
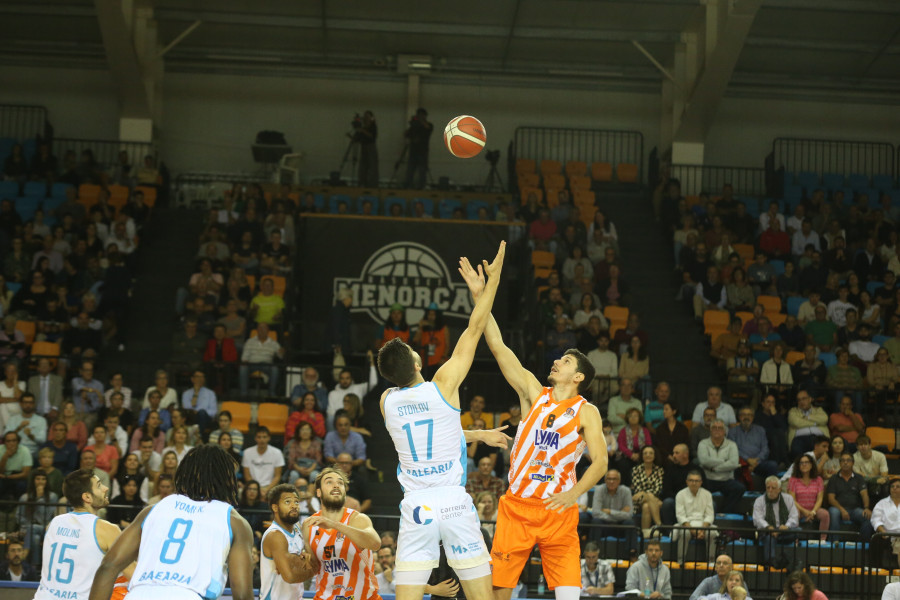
[295, 468, 382, 600]
[459, 258, 609, 600]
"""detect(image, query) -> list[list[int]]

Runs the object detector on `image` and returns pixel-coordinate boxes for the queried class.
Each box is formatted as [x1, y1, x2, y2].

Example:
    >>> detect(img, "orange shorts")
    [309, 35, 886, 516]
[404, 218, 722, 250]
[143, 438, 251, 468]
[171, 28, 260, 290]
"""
[490, 492, 581, 589]
[111, 576, 128, 600]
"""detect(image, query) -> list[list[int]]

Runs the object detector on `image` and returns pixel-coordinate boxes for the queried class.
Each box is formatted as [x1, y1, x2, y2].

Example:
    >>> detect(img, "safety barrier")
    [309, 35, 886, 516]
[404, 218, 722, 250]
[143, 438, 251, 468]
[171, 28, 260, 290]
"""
[513, 127, 644, 183]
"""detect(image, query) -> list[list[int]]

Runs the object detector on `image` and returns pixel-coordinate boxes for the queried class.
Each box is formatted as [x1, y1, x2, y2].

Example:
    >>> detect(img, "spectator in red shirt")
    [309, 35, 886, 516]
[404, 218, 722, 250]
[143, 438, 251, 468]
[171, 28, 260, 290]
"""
[285, 392, 326, 439]
[759, 219, 791, 258]
[528, 208, 557, 250]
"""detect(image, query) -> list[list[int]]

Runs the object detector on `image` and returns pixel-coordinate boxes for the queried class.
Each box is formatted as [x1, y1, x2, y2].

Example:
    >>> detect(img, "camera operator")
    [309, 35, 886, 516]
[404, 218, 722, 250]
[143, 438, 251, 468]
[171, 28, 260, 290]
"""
[354, 110, 379, 187]
[404, 108, 433, 190]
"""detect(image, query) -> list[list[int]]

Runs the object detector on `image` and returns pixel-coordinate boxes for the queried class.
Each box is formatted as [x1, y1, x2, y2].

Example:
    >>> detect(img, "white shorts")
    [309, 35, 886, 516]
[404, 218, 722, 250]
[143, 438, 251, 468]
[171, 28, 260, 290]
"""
[396, 485, 490, 571]
[126, 586, 203, 600]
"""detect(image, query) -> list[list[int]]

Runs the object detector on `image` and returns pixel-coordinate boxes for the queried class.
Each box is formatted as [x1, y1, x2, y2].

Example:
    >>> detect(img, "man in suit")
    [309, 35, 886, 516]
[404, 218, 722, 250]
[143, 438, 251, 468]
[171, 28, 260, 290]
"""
[27, 357, 63, 420]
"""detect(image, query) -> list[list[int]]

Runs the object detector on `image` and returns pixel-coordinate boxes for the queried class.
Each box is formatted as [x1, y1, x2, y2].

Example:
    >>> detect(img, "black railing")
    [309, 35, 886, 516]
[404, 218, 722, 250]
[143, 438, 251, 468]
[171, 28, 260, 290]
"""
[0, 104, 50, 141]
[513, 127, 644, 182]
[51, 138, 156, 173]
[670, 164, 767, 198]
[772, 138, 896, 179]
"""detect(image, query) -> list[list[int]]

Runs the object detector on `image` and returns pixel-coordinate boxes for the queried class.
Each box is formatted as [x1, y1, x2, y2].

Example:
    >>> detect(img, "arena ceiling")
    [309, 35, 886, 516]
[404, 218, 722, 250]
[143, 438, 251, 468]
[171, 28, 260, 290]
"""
[2, 0, 900, 101]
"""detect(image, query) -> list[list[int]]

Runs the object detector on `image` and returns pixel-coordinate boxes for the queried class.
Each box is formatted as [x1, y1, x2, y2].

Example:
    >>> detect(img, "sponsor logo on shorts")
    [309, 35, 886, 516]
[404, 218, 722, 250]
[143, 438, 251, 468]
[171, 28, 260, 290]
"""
[533, 429, 560, 450]
[440, 503, 469, 520]
[493, 550, 511, 561]
[530, 473, 554, 482]
[413, 505, 434, 525]
[450, 542, 483, 555]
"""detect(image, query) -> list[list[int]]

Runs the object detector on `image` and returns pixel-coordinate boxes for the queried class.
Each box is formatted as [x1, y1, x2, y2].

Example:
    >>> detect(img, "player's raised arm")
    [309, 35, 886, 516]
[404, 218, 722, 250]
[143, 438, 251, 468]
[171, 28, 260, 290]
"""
[89, 506, 150, 600]
[432, 241, 505, 396]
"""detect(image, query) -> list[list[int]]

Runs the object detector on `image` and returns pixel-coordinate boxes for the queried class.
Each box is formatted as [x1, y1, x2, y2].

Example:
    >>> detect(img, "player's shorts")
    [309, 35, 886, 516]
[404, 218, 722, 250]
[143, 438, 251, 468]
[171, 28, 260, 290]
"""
[111, 576, 128, 600]
[125, 586, 207, 600]
[396, 485, 490, 571]
[491, 491, 581, 589]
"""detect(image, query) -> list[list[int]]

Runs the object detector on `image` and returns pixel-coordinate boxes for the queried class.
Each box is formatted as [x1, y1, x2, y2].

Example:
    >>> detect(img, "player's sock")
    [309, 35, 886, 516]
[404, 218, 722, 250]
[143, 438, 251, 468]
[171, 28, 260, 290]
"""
[554, 586, 581, 600]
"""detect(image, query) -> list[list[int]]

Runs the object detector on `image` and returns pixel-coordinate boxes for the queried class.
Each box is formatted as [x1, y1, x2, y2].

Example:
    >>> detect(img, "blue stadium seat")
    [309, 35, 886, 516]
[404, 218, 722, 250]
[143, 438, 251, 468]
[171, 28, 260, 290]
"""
[15, 196, 40, 222]
[51, 182, 74, 199]
[328, 194, 353, 214]
[867, 281, 885, 295]
[838, 187, 854, 205]
[783, 184, 804, 202]
[873, 335, 889, 347]
[439, 198, 462, 219]
[770, 259, 785, 276]
[22, 181, 46, 198]
[5, 282, 21, 295]
[739, 197, 761, 218]
[411, 197, 435, 217]
[356, 195, 379, 215]
[874, 174, 896, 192]
[890, 190, 900, 208]
[818, 352, 837, 368]
[0, 181, 18, 200]
[848, 173, 869, 190]
[383, 196, 407, 216]
[858, 188, 879, 203]
[786, 296, 806, 317]
[0, 138, 15, 163]
[466, 200, 491, 220]
[21, 138, 37, 161]
[822, 173, 844, 190]
[41, 197, 65, 215]
[796, 171, 819, 192]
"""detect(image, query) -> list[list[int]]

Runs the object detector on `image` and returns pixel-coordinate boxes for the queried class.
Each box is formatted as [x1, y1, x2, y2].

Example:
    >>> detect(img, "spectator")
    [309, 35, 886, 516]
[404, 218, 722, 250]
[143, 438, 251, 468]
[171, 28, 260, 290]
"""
[284, 421, 322, 485]
[99, 390, 134, 434]
[208, 410, 244, 451]
[545, 316, 578, 365]
[885, 321, 900, 364]
[694, 265, 727, 318]
[112, 452, 147, 499]
[827, 286, 855, 328]
[625, 540, 672, 599]
[755, 393, 789, 467]
[216, 432, 242, 476]
[4, 393, 46, 455]
[323, 414, 366, 467]
[729, 406, 780, 479]
[825, 452, 873, 541]
[828, 395, 865, 451]
[375, 545, 397, 594]
[138, 391, 172, 431]
[170, 318, 206, 372]
[688, 555, 746, 600]
[412, 304, 450, 377]
[334, 451, 371, 513]
[241, 426, 284, 496]
[327, 351, 377, 429]
[239, 480, 267, 541]
[753, 476, 800, 568]
[58, 400, 87, 451]
[607, 379, 642, 433]
[778, 570, 828, 600]
[826, 348, 864, 411]
[107, 475, 145, 529]
[778, 314, 805, 352]
[873, 481, 900, 568]
[84, 424, 119, 478]
[617, 407, 652, 483]
[63, 312, 103, 360]
[867, 349, 899, 419]
[203, 324, 238, 392]
[726, 341, 759, 396]
[249, 276, 285, 327]
[0, 363, 26, 434]
[655, 401, 690, 462]
[821, 435, 844, 481]
[691, 407, 717, 457]
[466, 455, 506, 499]
[129, 410, 166, 453]
[587, 331, 618, 403]
[849, 323, 880, 363]
[590, 469, 637, 552]
[854, 434, 889, 501]
[0, 431, 32, 500]
[180, 369, 216, 434]
[692, 386, 736, 427]
[285, 392, 326, 440]
[749, 318, 782, 365]
[726, 267, 756, 312]
[161, 425, 194, 464]
[147, 472, 175, 505]
[573, 293, 607, 331]
[26, 357, 63, 419]
[580, 541, 614, 596]
[674, 469, 717, 564]
[787, 454, 829, 541]
[289, 366, 328, 413]
[88, 413, 128, 459]
[239, 322, 285, 398]
[701, 571, 749, 600]
[792, 345, 827, 396]
[804, 305, 837, 352]
[760, 343, 794, 397]
[475, 490, 499, 539]
[0, 541, 39, 582]
[341, 393, 372, 438]
[697, 420, 745, 514]
[619, 335, 650, 397]
[788, 390, 828, 457]
[711, 318, 745, 367]
[631, 445, 664, 537]
[16, 469, 57, 566]
[40, 421, 78, 474]
[141, 369, 177, 410]
[661, 444, 694, 524]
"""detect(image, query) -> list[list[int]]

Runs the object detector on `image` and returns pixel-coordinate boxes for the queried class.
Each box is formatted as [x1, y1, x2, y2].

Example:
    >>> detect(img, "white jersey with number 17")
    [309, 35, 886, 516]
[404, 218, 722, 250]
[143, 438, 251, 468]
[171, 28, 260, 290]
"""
[384, 381, 467, 492]
[129, 494, 234, 600]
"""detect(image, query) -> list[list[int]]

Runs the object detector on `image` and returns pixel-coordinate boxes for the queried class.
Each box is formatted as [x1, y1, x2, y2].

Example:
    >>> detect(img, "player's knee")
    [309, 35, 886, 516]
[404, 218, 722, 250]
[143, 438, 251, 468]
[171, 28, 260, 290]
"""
[395, 569, 432, 586]
[454, 562, 492, 581]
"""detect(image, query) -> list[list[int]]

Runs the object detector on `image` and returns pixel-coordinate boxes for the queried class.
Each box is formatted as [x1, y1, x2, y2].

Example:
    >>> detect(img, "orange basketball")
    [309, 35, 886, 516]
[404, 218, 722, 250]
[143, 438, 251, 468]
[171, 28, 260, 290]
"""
[444, 115, 486, 158]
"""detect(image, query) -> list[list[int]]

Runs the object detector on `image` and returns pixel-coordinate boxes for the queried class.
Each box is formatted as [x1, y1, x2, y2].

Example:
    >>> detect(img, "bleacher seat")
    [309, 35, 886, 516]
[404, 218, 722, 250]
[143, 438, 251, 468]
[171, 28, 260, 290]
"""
[573, 190, 595, 207]
[515, 159, 536, 175]
[518, 172, 540, 189]
[822, 173, 844, 190]
[438, 198, 462, 219]
[51, 182, 73, 198]
[786, 296, 806, 316]
[796, 171, 819, 192]
[848, 173, 869, 189]
[703, 310, 729, 336]
[383, 196, 407, 217]
[733, 243, 754, 263]
[15, 197, 41, 222]
[564, 161, 586, 178]
[783, 184, 804, 201]
[769, 259, 785, 276]
[818, 352, 837, 368]
[543, 173, 566, 190]
[15, 320, 36, 345]
[257, 403, 289, 437]
[616, 163, 638, 183]
[22, 182, 46, 198]
[42, 197, 65, 215]
[0, 138, 15, 163]
[867, 281, 885, 295]
[873, 334, 889, 346]
[569, 175, 592, 191]
[135, 186, 157, 207]
[539, 160, 561, 177]
[591, 162, 613, 182]
[768, 313, 787, 327]
[531, 251, 555, 270]
[873, 174, 895, 191]
[757, 295, 782, 314]
[0, 180, 18, 200]
[219, 401, 251, 433]
[21, 138, 37, 161]
[786, 350, 805, 365]
[108, 184, 129, 212]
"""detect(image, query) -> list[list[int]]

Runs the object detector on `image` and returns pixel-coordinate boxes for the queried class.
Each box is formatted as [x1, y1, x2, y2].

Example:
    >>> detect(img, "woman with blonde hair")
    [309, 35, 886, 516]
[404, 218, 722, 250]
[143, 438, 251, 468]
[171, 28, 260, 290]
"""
[701, 570, 752, 600]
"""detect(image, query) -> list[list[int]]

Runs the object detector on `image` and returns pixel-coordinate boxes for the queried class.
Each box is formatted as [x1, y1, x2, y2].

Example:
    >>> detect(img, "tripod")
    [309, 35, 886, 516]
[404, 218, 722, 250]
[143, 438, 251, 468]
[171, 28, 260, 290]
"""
[484, 160, 504, 192]
[390, 143, 435, 189]
[337, 136, 360, 183]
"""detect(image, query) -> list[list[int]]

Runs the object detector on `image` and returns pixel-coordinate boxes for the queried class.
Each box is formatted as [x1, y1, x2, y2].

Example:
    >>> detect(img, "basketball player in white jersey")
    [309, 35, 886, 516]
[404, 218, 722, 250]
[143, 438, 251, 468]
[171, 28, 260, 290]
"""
[376, 241, 507, 600]
[89, 444, 255, 600]
[260, 483, 307, 600]
[34, 469, 131, 600]
[458, 257, 608, 600]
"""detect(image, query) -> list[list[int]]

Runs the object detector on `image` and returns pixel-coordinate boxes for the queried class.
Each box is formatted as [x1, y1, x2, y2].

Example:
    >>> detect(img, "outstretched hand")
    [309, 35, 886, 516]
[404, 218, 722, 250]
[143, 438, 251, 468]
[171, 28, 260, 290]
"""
[458, 257, 485, 299]
[483, 241, 506, 279]
[480, 425, 513, 449]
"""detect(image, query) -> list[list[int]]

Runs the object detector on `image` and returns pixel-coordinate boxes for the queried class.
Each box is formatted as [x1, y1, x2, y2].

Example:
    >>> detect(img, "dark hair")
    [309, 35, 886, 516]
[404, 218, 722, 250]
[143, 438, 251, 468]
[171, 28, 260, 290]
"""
[63, 468, 97, 508]
[377, 337, 418, 387]
[240, 480, 261, 506]
[686, 469, 703, 482]
[218, 410, 232, 421]
[174, 445, 239, 506]
[645, 539, 662, 550]
[791, 453, 819, 480]
[563, 348, 595, 394]
[255, 425, 270, 437]
[267, 483, 300, 506]
[583, 541, 600, 554]
[314, 467, 349, 497]
[25, 469, 51, 521]
[626, 335, 648, 361]
[663, 401, 679, 417]
[293, 421, 315, 441]
[783, 571, 815, 600]
[139, 411, 161, 441]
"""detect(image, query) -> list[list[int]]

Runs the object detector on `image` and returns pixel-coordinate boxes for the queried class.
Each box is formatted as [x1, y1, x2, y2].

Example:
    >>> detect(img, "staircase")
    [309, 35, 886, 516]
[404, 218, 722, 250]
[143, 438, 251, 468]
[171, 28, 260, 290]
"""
[598, 188, 720, 410]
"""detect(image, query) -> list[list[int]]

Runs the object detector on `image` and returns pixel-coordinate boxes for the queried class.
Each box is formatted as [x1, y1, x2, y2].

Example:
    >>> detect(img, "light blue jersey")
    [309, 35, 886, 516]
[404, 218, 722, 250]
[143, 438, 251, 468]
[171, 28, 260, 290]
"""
[384, 382, 467, 492]
[260, 522, 303, 600]
[34, 512, 105, 600]
[129, 494, 234, 600]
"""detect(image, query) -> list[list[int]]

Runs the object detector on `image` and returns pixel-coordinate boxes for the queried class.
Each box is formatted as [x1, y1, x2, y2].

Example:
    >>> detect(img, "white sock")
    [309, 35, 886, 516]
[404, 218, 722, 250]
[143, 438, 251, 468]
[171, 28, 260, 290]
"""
[554, 586, 581, 600]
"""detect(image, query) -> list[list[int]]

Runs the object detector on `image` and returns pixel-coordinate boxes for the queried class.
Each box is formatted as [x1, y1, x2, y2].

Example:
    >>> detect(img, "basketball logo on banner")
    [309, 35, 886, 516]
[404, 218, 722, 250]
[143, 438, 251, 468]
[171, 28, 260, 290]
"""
[333, 241, 474, 325]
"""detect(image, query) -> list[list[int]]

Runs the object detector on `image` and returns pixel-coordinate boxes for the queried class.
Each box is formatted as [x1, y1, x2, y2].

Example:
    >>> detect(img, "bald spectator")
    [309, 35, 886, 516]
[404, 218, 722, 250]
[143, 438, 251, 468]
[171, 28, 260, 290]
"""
[689, 555, 747, 600]
[661, 444, 693, 524]
[691, 386, 736, 427]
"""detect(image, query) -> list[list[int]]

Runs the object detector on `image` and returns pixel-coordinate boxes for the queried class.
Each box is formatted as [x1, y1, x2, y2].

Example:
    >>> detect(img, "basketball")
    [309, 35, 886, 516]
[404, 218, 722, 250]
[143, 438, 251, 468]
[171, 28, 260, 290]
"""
[444, 115, 486, 158]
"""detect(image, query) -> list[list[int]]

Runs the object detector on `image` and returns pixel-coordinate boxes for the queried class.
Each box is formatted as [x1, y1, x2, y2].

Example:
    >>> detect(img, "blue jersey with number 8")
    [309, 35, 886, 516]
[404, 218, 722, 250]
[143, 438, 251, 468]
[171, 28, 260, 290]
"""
[130, 494, 234, 599]
[384, 381, 467, 492]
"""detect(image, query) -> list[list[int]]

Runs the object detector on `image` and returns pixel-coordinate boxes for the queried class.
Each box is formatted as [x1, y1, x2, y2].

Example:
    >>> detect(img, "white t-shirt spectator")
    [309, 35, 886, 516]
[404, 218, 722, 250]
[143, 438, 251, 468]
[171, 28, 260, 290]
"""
[242, 445, 285, 486]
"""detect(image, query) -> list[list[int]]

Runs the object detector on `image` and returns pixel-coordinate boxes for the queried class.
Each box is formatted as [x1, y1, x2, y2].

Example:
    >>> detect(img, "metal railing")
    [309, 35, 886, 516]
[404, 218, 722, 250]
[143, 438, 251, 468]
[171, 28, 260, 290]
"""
[772, 138, 896, 179]
[670, 164, 767, 198]
[513, 127, 644, 183]
[0, 104, 50, 141]
[51, 138, 156, 172]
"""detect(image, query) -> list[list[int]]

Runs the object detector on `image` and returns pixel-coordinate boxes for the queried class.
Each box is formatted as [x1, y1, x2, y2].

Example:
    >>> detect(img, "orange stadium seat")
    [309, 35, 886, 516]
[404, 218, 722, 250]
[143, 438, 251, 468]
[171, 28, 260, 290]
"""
[733, 243, 755, 262]
[539, 160, 561, 177]
[767, 313, 787, 327]
[573, 190, 596, 207]
[108, 184, 129, 212]
[136, 186, 157, 207]
[591, 162, 613, 182]
[867, 427, 896, 453]
[518, 172, 540, 189]
[249, 329, 278, 341]
[757, 295, 782, 314]
[543, 174, 566, 191]
[616, 163, 638, 183]
[545, 190, 560, 209]
[220, 401, 251, 433]
[15, 320, 35, 345]
[257, 402, 289, 436]
[78, 184, 100, 208]
[703, 310, 729, 336]
[578, 205, 597, 227]
[569, 175, 592, 191]
[515, 159, 536, 175]
[531, 250, 556, 270]
[30, 341, 60, 369]
[786, 351, 805, 365]
[735, 311, 754, 326]
[565, 161, 587, 178]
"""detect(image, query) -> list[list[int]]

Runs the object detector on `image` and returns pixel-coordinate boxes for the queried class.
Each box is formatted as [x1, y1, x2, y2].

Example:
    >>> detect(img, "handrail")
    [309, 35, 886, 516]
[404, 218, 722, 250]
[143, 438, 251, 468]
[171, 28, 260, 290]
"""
[51, 137, 157, 173]
[0, 104, 50, 141]
[772, 137, 896, 179]
[670, 164, 767, 198]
